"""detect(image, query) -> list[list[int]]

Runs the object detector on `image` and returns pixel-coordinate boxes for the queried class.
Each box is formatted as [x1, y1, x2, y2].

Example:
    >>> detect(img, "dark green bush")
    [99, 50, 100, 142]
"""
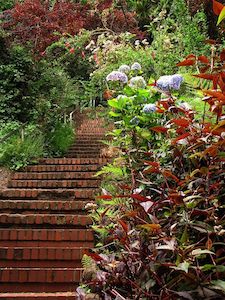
[47, 122, 74, 156]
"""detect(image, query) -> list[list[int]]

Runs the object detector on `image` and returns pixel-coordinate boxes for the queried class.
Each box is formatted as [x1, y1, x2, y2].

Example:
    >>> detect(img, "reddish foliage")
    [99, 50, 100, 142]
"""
[2, 0, 140, 54]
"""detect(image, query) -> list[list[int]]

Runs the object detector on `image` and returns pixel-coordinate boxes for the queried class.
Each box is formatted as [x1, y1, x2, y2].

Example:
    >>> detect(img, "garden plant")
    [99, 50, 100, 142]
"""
[79, 2, 225, 299]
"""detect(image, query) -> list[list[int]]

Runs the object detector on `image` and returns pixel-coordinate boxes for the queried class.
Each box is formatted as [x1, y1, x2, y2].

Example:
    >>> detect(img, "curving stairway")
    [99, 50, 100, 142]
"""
[0, 114, 108, 299]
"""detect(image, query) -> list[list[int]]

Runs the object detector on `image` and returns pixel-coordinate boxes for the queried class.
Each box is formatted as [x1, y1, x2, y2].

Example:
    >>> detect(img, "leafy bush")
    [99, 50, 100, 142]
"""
[147, 0, 209, 76]
[80, 45, 225, 299]
[0, 127, 44, 170]
[47, 122, 74, 156]
[2, 0, 140, 54]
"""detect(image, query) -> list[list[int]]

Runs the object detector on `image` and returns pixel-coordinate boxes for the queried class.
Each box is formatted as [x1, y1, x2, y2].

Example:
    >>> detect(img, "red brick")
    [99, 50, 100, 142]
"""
[2, 269, 10, 281]
[7, 248, 14, 260]
[55, 230, 62, 241]
[19, 268, 28, 282]
[10, 230, 17, 240]
[35, 216, 43, 225]
[23, 248, 31, 260]
[40, 230, 47, 241]
[46, 269, 53, 282]
[31, 248, 39, 260]
[47, 249, 55, 260]
[39, 248, 47, 259]
[11, 269, 19, 282]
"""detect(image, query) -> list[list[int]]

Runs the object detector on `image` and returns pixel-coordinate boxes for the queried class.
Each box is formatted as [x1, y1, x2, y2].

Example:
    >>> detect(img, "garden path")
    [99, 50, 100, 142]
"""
[0, 113, 108, 299]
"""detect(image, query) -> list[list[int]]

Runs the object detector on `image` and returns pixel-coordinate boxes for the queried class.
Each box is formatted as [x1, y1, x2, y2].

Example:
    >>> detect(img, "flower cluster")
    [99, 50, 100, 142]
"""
[143, 103, 156, 113]
[131, 62, 142, 71]
[118, 64, 130, 74]
[129, 76, 146, 89]
[106, 71, 128, 84]
[156, 74, 183, 91]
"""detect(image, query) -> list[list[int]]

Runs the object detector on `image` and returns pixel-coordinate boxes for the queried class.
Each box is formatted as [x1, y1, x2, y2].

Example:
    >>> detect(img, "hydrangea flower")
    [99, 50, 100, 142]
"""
[156, 74, 183, 91]
[130, 116, 140, 125]
[131, 62, 142, 71]
[118, 64, 130, 74]
[106, 71, 128, 84]
[143, 103, 157, 113]
[129, 76, 146, 89]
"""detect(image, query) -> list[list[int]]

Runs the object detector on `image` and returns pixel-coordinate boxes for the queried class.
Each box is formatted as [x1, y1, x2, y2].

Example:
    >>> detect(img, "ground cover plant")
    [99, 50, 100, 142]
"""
[79, 3, 225, 298]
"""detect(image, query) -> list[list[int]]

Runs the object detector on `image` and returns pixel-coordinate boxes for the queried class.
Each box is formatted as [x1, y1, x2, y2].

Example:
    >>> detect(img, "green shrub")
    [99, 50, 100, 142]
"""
[148, 0, 209, 76]
[0, 130, 44, 170]
[47, 122, 74, 156]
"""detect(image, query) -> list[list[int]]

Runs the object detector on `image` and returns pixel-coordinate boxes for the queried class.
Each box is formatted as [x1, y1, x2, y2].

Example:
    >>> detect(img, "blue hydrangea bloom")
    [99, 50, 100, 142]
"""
[143, 104, 157, 113]
[129, 76, 146, 89]
[131, 62, 142, 71]
[156, 74, 183, 91]
[118, 64, 130, 74]
[106, 71, 128, 84]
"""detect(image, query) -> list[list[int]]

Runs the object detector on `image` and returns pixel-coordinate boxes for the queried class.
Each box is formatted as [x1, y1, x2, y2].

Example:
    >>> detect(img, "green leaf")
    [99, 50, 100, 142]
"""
[140, 129, 151, 140]
[191, 248, 215, 257]
[217, 7, 225, 25]
[172, 261, 190, 273]
[211, 280, 225, 292]
[108, 99, 121, 109]
[109, 111, 121, 117]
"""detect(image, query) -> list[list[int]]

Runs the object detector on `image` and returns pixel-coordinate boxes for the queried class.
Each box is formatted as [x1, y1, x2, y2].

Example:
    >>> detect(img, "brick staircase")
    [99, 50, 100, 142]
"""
[0, 114, 108, 299]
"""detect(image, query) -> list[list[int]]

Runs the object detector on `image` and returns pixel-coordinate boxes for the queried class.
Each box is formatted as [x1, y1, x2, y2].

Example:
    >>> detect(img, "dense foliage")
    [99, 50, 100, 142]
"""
[79, 3, 225, 298]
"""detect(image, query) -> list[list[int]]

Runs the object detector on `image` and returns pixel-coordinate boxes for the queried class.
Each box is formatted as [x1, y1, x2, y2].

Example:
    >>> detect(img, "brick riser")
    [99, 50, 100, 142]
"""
[0, 116, 108, 297]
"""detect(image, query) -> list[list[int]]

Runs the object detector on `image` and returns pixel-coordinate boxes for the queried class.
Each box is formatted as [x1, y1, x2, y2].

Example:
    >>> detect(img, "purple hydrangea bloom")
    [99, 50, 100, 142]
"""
[129, 76, 146, 89]
[143, 103, 157, 113]
[106, 71, 128, 84]
[118, 64, 130, 74]
[131, 62, 142, 71]
[156, 74, 183, 91]
[130, 116, 140, 125]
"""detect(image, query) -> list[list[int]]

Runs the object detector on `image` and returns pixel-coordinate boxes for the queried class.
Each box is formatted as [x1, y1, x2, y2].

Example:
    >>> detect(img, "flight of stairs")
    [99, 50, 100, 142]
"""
[0, 115, 108, 299]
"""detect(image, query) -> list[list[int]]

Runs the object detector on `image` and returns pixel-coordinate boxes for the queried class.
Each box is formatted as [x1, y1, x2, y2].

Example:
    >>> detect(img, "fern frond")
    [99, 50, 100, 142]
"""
[81, 254, 95, 270]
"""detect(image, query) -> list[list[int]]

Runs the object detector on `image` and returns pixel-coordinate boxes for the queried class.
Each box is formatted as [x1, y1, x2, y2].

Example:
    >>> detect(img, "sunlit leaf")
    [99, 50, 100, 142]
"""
[172, 261, 190, 273]
[217, 6, 225, 25]
[137, 223, 161, 232]
[191, 248, 215, 257]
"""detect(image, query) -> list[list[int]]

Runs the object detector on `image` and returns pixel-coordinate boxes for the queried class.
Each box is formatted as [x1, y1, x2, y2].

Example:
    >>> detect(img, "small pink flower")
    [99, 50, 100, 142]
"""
[69, 48, 75, 54]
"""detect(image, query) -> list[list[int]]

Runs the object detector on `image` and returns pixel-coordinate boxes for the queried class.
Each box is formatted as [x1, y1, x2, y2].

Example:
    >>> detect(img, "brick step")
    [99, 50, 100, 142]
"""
[0, 188, 98, 199]
[0, 247, 87, 261]
[0, 268, 82, 283]
[0, 241, 94, 247]
[0, 292, 80, 300]
[0, 229, 93, 242]
[11, 172, 96, 180]
[0, 214, 91, 227]
[0, 200, 90, 213]
[72, 141, 104, 145]
[65, 154, 101, 158]
[8, 179, 100, 189]
[1, 261, 82, 268]
[38, 158, 108, 165]
[0, 228, 94, 247]
[0, 283, 79, 293]
[24, 164, 101, 173]
[68, 145, 103, 149]
[66, 150, 101, 154]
